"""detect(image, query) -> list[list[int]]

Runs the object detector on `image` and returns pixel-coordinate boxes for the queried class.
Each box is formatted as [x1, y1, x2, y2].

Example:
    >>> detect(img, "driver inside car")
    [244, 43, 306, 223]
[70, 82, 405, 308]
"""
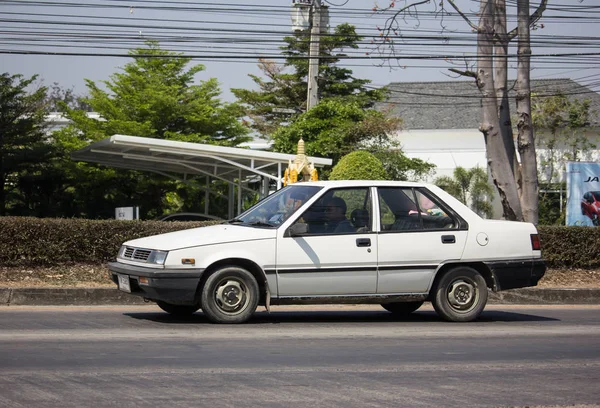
[324, 197, 355, 234]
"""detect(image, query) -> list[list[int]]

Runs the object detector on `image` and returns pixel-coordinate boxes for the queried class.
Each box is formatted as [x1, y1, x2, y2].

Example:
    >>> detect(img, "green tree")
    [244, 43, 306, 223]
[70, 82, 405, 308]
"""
[532, 93, 596, 184]
[0, 73, 54, 216]
[66, 41, 248, 146]
[532, 93, 595, 225]
[435, 166, 494, 219]
[53, 41, 250, 219]
[329, 151, 389, 180]
[44, 82, 91, 112]
[231, 23, 385, 137]
[273, 99, 432, 180]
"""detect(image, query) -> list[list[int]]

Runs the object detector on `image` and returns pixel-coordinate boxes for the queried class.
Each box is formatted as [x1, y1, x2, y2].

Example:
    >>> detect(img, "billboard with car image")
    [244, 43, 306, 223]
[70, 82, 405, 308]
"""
[566, 162, 600, 226]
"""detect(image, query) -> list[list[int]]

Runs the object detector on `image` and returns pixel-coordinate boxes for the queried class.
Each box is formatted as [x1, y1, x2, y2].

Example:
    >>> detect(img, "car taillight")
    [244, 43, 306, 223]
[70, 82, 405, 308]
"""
[531, 234, 541, 250]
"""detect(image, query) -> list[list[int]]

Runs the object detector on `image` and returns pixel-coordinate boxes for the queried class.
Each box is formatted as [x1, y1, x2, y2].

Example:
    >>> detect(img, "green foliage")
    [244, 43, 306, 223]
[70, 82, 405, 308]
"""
[532, 93, 597, 183]
[271, 99, 432, 179]
[47, 41, 250, 219]
[329, 151, 389, 180]
[44, 82, 91, 112]
[538, 183, 567, 226]
[0, 217, 219, 266]
[0, 72, 55, 216]
[435, 166, 494, 218]
[69, 41, 248, 145]
[538, 226, 600, 269]
[231, 23, 385, 137]
[1, 218, 598, 270]
[272, 99, 367, 163]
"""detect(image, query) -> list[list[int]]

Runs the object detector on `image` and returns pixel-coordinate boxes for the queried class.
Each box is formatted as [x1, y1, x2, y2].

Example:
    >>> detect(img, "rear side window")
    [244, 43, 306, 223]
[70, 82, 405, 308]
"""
[378, 187, 456, 232]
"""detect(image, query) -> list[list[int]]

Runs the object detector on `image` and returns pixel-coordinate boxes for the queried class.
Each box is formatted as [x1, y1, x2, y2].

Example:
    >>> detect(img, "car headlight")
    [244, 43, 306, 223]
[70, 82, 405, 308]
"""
[149, 250, 168, 265]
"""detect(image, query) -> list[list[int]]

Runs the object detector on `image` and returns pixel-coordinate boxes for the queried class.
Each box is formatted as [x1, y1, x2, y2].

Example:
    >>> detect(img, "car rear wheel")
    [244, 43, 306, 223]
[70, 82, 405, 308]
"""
[381, 301, 424, 315]
[432, 266, 488, 322]
[200, 266, 259, 324]
[156, 301, 200, 316]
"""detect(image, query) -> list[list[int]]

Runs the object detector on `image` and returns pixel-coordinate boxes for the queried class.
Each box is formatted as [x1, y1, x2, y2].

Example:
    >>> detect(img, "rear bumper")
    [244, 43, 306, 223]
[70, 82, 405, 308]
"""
[485, 259, 546, 291]
[108, 262, 204, 305]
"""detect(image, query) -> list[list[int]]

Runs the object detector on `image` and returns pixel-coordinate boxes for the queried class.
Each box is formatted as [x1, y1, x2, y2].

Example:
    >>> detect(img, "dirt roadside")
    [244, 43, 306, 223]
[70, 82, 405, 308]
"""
[1, 264, 599, 288]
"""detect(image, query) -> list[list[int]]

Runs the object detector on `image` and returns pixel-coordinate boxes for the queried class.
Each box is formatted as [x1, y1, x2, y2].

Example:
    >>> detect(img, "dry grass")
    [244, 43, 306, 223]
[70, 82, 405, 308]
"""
[1, 264, 599, 288]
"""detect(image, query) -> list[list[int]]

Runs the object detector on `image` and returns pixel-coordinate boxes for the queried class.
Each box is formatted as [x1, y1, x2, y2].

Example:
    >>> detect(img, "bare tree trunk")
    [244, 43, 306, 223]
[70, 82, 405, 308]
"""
[494, 0, 521, 196]
[477, 0, 523, 221]
[516, 0, 539, 224]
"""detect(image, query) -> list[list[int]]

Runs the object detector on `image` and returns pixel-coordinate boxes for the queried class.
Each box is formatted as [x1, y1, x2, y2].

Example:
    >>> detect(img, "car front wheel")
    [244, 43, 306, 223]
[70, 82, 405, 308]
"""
[200, 266, 259, 324]
[432, 266, 488, 322]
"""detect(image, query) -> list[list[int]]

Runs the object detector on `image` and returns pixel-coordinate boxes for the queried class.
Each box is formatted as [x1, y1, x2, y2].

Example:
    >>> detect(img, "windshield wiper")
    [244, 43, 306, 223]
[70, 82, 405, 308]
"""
[227, 218, 245, 224]
[227, 219, 274, 228]
[246, 221, 275, 228]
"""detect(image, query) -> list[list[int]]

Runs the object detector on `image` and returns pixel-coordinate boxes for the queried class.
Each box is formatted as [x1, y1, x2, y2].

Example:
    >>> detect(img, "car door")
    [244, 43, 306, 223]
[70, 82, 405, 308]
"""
[275, 187, 378, 296]
[376, 187, 468, 294]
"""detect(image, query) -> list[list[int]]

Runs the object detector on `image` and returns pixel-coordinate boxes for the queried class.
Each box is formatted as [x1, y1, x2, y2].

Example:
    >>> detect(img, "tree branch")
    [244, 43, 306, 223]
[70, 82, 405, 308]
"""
[446, 0, 478, 31]
[507, 0, 548, 40]
[449, 68, 477, 78]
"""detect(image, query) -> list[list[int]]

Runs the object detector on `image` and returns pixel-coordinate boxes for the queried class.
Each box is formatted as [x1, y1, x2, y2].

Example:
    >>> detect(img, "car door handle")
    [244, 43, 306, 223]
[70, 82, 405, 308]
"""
[356, 238, 371, 247]
[441, 235, 456, 244]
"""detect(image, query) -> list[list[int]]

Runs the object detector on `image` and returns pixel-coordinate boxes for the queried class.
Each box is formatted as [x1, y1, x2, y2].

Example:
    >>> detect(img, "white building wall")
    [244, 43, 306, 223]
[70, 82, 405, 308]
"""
[391, 128, 488, 181]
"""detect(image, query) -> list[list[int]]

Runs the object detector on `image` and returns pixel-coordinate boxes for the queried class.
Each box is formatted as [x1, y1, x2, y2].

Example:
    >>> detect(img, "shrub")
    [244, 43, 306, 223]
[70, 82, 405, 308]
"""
[329, 151, 389, 180]
[0, 217, 217, 267]
[1, 218, 599, 270]
[538, 225, 600, 269]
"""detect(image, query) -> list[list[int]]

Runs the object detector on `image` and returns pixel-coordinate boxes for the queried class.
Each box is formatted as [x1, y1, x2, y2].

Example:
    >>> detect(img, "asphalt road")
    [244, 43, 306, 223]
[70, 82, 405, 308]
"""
[0, 304, 599, 408]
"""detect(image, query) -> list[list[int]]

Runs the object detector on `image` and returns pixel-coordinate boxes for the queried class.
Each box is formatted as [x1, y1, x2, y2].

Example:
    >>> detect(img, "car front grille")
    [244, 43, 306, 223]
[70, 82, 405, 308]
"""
[121, 246, 152, 262]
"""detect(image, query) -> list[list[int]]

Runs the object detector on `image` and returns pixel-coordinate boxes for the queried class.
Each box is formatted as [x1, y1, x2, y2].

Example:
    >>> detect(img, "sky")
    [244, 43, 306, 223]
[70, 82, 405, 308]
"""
[1, 0, 599, 103]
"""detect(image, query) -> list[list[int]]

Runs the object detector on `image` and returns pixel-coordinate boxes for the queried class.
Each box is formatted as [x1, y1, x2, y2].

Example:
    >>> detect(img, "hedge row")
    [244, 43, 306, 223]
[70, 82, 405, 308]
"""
[1, 217, 599, 269]
[0, 217, 217, 267]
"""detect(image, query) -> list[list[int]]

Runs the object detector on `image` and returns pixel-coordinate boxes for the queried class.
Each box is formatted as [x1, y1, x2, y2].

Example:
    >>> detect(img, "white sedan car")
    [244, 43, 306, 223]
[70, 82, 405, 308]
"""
[109, 180, 545, 323]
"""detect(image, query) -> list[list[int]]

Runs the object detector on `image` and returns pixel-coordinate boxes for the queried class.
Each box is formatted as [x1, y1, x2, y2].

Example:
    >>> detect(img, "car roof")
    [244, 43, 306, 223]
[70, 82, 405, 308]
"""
[287, 180, 428, 188]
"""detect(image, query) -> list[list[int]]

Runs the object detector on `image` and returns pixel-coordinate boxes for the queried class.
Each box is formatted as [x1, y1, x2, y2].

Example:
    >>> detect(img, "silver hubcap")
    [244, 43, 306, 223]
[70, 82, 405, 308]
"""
[214, 278, 249, 315]
[447, 279, 478, 311]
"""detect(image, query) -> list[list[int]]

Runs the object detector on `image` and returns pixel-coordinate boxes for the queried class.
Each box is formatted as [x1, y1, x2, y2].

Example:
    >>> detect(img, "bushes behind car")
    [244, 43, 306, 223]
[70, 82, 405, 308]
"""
[0, 217, 218, 267]
[538, 225, 600, 269]
[0, 217, 599, 268]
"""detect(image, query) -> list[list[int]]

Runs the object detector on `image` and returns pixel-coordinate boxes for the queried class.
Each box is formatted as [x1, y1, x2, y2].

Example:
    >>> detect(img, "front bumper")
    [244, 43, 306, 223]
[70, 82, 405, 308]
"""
[486, 258, 546, 291]
[108, 262, 205, 305]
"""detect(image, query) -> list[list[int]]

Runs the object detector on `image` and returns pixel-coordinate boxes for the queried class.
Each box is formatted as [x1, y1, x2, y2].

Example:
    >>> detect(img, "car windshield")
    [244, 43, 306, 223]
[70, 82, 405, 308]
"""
[230, 185, 322, 227]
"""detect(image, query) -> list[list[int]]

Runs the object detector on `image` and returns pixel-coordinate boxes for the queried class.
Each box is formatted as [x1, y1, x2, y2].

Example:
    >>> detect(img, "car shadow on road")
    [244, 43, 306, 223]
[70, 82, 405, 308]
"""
[124, 309, 558, 324]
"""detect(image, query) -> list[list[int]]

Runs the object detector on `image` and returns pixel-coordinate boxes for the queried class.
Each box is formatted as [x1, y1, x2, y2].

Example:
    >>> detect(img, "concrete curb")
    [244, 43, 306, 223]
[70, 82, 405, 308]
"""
[0, 288, 146, 306]
[0, 287, 599, 306]
[488, 288, 600, 305]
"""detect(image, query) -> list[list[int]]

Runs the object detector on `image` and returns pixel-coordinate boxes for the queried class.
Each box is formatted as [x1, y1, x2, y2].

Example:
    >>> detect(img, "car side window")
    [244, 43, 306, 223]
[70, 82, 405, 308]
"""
[378, 187, 456, 232]
[378, 187, 421, 231]
[294, 188, 371, 235]
[414, 190, 456, 230]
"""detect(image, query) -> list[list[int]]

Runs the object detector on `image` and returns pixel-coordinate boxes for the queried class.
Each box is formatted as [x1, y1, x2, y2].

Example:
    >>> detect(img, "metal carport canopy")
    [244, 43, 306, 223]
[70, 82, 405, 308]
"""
[71, 135, 332, 217]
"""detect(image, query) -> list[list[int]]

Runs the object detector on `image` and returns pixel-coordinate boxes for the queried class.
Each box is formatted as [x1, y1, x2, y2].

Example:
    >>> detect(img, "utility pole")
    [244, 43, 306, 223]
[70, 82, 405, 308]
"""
[306, 0, 321, 110]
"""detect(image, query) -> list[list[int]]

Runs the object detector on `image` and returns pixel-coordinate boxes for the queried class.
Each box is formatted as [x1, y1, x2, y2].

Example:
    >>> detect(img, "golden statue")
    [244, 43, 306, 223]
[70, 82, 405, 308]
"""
[283, 138, 319, 186]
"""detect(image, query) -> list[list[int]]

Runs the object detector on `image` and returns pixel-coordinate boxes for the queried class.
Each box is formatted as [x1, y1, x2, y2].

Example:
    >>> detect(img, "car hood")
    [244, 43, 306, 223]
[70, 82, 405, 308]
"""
[124, 223, 277, 251]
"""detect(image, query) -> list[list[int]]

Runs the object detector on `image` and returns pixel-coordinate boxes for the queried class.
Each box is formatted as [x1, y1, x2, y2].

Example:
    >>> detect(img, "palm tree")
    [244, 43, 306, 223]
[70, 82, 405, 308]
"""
[435, 167, 494, 219]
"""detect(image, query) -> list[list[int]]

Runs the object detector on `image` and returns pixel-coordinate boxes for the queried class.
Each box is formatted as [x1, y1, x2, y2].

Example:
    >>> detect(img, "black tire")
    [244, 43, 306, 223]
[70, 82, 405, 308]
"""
[381, 301, 424, 315]
[431, 266, 488, 322]
[156, 301, 200, 316]
[200, 266, 259, 324]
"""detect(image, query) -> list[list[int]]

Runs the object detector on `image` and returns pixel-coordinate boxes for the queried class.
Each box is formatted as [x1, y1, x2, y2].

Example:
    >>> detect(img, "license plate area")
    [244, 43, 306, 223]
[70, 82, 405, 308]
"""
[117, 274, 131, 293]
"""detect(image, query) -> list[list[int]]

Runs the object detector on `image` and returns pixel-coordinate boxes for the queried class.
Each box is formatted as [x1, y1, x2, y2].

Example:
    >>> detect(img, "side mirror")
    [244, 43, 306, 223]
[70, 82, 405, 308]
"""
[288, 223, 308, 237]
